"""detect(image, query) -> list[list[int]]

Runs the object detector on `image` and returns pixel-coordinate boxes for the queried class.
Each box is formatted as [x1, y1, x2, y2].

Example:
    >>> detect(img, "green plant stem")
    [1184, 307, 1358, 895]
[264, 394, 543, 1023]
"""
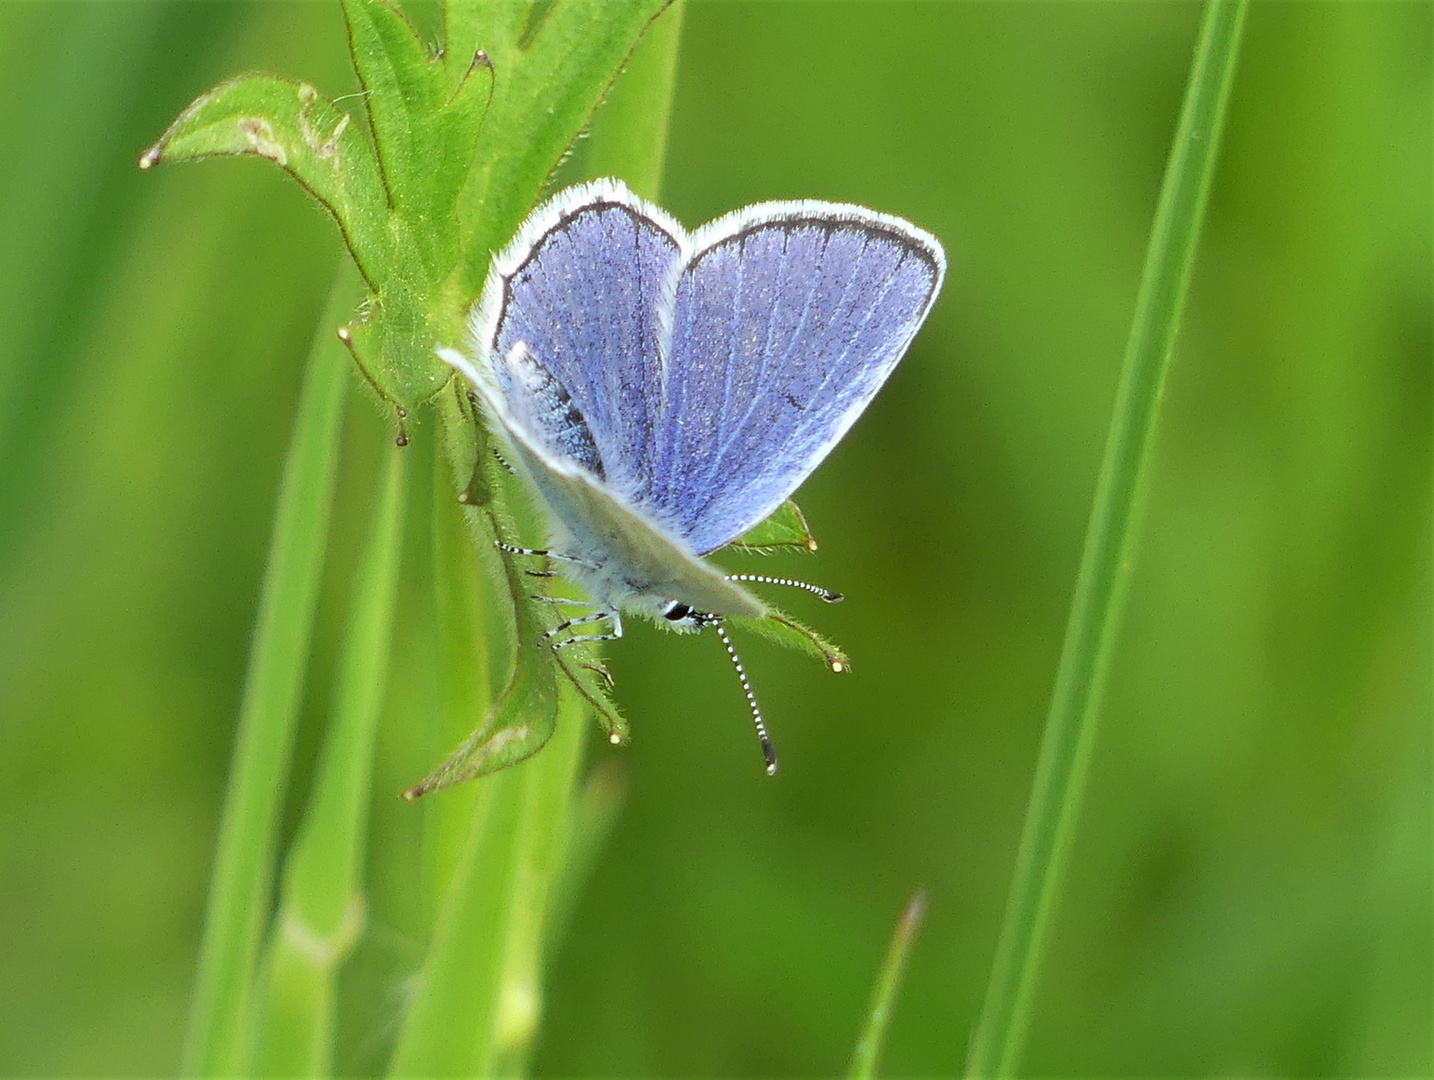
[251, 442, 409, 1075]
[849, 891, 928, 1080]
[388, 690, 587, 1077]
[388, 6, 688, 1072]
[964, 3, 1247, 1076]
[182, 265, 360, 1076]
[487, 689, 589, 1075]
[422, 431, 496, 913]
[542, 758, 629, 969]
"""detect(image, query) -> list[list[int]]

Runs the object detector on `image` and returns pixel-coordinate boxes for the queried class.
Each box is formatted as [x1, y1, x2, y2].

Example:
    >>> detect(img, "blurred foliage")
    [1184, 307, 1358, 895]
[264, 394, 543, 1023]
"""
[0, 2, 1427, 1077]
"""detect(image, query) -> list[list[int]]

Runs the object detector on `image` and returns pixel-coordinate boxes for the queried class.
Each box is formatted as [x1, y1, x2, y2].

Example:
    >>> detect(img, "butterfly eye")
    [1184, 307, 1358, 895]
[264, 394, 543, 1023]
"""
[662, 601, 693, 622]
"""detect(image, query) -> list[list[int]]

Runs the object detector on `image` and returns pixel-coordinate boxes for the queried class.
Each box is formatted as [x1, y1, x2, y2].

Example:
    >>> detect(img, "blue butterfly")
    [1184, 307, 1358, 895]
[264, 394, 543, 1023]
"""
[440, 179, 944, 772]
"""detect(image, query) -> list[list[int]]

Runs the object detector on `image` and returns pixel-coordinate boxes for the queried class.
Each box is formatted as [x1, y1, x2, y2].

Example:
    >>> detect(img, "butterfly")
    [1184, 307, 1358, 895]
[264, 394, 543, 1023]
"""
[439, 178, 944, 773]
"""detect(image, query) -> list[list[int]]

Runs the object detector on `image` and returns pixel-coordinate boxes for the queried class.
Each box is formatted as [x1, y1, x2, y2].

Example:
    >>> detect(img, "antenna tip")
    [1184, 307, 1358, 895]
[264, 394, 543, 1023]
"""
[765, 760, 778, 776]
[609, 732, 621, 745]
[830, 660, 846, 673]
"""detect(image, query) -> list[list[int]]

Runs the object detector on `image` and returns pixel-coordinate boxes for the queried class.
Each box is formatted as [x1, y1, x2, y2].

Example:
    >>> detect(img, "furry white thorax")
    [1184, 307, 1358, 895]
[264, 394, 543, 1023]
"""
[531, 494, 705, 632]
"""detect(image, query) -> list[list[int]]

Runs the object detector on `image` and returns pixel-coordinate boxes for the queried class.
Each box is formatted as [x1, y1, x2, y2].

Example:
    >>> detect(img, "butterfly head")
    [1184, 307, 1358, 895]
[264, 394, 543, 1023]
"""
[660, 599, 710, 634]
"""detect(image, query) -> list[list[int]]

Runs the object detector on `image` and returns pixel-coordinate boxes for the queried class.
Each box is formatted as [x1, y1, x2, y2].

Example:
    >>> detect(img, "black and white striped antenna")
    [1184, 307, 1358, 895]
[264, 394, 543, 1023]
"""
[725, 573, 843, 604]
[709, 617, 778, 776]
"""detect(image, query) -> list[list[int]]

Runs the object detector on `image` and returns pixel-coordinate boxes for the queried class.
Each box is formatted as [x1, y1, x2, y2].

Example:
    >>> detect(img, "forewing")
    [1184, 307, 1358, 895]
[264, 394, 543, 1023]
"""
[646, 206, 944, 555]
[468, 179, 684, 503]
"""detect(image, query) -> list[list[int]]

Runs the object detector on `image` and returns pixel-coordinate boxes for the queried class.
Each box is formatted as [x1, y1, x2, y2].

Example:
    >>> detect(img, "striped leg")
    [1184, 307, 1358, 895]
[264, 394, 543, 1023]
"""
[546, 610, 624, 649]
[494, 539, 600, 570]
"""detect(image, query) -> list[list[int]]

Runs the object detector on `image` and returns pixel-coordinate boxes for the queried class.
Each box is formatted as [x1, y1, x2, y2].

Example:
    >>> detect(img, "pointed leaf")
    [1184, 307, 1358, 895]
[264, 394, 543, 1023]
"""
[554, 647, 630, 745]
[729, 499, 819, 554]
[402, 422, 561, 798]
[730, 606, 852, 674]
[140, 75, 389, 284]
[402, 619, 558, 798]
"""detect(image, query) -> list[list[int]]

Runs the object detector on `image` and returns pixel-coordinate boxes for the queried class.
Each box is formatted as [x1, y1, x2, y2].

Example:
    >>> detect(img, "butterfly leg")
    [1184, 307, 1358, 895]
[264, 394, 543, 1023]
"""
[495, 539, 600, 570]
[546, 610, 624, 649]
[491, 446, 518, 475]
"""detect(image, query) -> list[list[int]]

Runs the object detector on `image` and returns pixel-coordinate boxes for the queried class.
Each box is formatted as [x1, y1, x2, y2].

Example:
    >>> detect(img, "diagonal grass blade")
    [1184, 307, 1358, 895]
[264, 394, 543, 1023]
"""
[964, 2, 1249, 1075]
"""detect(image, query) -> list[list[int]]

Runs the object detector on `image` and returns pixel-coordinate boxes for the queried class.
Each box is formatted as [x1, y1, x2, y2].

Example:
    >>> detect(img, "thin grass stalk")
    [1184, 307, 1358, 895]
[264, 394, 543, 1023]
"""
[541, 759, 629, 970]
[849, 891, 928, 1080]
[387, 759, 530, 1075]
[964, 3, 1248, 1075]
[422, 430, 497, 915]
[250, 443, 409, 1074]
[182, 265, 361, 1075]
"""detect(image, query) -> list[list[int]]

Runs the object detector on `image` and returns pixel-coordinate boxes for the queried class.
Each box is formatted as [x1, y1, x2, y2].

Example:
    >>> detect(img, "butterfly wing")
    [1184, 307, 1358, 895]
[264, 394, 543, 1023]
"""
[465, 179, 683, 506]
[643, 204, 945, 555]
[442, 180, 764, 619]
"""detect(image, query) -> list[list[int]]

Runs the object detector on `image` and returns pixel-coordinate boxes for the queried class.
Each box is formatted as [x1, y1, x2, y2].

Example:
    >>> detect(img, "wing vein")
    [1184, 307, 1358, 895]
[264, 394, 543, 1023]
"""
[698, 225, 830, 497]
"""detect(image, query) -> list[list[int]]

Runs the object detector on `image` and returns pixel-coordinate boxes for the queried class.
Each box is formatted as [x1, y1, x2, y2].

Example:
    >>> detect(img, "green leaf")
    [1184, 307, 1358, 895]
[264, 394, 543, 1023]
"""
[964, 3, 1249, 1076]
[730, 606, 852, 674]
[420, 421, 499, 908]
[342, 0, 493, 277]
[448, 0, 672, 300]
[554, 646, 630, 745]
[583, 0, 684, 201]
[399, 553, 559, 798]
[849, 891, 927, 1080]
[250, 443, 408, 1076]
[729, 499, 820, 554]
[140, 76, 389, 287]
[181, 267, 360, 1077]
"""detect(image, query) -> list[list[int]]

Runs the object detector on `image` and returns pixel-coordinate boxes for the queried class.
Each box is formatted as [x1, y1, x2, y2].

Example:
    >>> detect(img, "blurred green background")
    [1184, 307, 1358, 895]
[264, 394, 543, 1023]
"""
[0, 1, 1428, 1075]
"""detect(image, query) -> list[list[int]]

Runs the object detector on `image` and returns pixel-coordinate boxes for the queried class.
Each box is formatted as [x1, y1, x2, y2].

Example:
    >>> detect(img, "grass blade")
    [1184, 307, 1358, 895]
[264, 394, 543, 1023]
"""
[849, 891, 927, 1080]
[419, 421, 499, 911]
[182, 266, 360, 1075]
[964, 3, 1249, 1075]
[250, 443, 409, 1075]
